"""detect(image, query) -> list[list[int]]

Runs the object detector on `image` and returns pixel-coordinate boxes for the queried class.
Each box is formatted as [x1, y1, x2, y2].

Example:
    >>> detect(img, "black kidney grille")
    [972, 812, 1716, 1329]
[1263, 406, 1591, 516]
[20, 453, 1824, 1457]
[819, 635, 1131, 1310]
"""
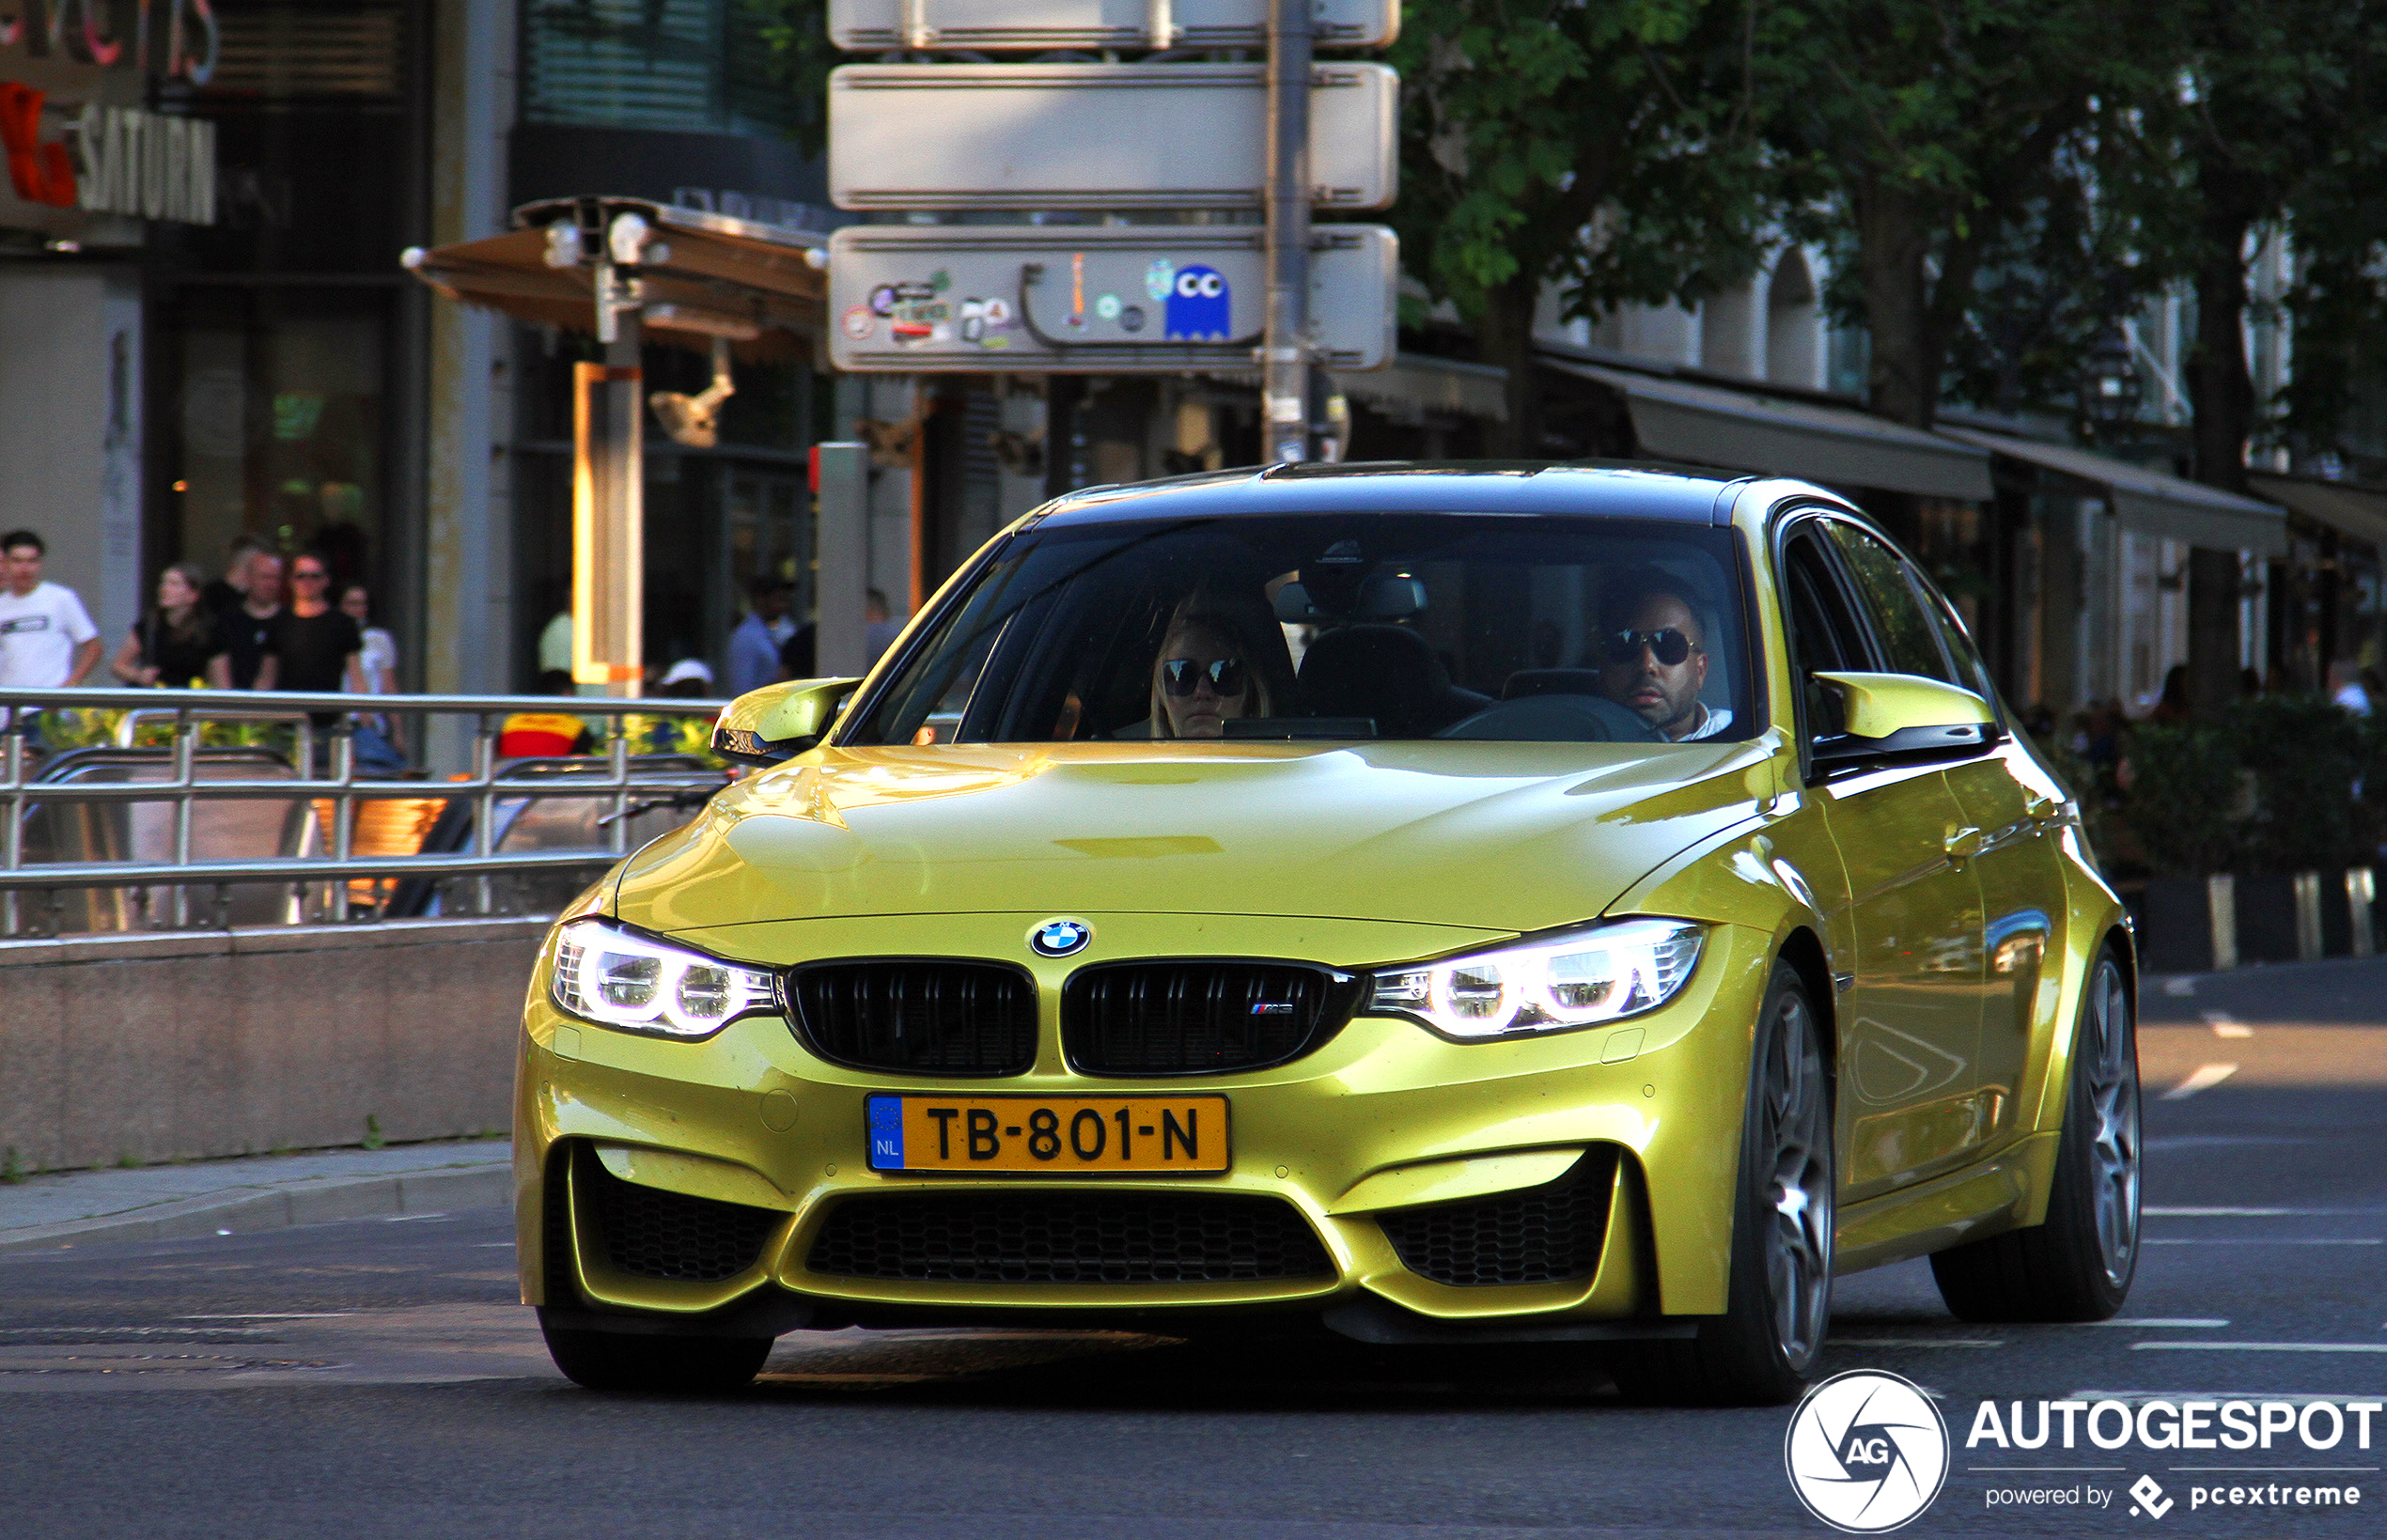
[807, 1190, 1334, 1284]
[1377, 1148, 1620, 1287]
[1064, 961, 1360, 1075]
[791, 960, 1037, 1075]
[577, 1147, 782, 1283]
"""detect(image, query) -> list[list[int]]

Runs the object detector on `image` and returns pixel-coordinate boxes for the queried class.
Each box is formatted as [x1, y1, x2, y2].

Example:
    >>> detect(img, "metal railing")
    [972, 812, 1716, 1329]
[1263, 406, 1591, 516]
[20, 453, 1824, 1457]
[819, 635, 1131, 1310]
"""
[2, 685, 731, 935]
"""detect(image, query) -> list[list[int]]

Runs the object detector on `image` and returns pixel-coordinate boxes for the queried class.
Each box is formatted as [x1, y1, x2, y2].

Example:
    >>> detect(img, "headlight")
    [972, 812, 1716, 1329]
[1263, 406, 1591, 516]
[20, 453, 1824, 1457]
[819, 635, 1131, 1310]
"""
[550, 919, 778, 1038]
[1366, 918, 1704, 1040]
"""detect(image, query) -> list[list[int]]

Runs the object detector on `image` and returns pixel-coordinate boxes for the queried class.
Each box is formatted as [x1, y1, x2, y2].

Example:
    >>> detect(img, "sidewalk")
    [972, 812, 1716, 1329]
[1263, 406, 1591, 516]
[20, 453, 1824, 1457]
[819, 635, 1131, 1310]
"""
[0, 1140, 513, 1253]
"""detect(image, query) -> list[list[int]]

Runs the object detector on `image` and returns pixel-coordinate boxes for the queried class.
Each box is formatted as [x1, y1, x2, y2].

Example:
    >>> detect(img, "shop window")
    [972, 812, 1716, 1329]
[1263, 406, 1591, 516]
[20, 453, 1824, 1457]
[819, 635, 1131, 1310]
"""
[523, 0, 798, 138]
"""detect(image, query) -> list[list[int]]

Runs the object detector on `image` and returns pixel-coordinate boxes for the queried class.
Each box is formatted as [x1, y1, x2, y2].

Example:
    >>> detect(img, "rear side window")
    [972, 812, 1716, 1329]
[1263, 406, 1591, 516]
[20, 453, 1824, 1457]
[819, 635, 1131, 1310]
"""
[1825, 522, 1956, 684]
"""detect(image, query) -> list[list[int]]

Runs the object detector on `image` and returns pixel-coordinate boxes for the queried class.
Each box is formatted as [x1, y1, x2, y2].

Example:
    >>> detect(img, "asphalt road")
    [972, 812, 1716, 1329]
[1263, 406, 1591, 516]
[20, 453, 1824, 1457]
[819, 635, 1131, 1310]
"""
[3, 958, 2382, 1540]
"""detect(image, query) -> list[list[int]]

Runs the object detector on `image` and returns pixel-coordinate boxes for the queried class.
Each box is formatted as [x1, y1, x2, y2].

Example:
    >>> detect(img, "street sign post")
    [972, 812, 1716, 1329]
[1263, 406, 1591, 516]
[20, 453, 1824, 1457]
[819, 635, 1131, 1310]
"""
[828, 224, 1395, 373]
[829, 0, 1398, 51]
[827, 62, 1396, 211]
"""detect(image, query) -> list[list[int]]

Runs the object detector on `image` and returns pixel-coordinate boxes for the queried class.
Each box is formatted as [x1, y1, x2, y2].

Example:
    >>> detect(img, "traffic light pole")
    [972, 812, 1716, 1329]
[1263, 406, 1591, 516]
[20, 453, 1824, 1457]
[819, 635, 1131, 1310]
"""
[1263, 0, 1312, 464]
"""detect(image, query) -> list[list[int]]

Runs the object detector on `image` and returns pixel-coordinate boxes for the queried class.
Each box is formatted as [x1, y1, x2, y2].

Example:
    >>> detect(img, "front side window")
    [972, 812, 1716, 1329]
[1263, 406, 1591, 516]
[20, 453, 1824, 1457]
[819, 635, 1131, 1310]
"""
[843, 515, 1757, 747]
[1824, 522, 1957, 684]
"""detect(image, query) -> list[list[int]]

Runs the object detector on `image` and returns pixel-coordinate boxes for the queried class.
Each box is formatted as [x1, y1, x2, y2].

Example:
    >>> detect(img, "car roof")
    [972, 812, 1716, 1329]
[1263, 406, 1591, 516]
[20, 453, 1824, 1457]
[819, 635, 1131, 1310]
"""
[1026, 459, 1756, 528]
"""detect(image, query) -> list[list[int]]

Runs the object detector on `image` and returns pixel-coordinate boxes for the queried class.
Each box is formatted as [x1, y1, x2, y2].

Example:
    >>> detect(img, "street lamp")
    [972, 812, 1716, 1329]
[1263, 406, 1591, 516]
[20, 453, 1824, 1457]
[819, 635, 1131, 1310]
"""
[2080, 325, 2143, 434]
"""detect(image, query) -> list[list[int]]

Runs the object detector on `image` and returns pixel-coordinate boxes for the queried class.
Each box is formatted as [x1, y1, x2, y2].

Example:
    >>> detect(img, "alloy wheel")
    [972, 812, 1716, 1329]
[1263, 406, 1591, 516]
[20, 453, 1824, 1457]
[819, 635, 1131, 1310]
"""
[1763, 990, 1833, 1367]
[2083, 960, 2141, 1287]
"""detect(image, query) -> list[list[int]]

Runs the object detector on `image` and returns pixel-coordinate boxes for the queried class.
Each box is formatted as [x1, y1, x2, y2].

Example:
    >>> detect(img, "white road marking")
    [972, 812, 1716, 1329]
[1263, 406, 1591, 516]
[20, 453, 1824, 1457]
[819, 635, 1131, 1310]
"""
[2085, 1317, 2230, 1328]
[2163, 978, 2196, 997]
[2144, 1238, 2381, 1245]
[176, 1313, 351, 1320]
[382, 1213, 448, 1223]
[2145, 1206, 2292, 1216]
[1830, 1338, 2005, 1348]
[2201, 1010, 2254, 1038]
[2132, 1342, 2387, 1354]
[2162, 1064, 2240, 1099]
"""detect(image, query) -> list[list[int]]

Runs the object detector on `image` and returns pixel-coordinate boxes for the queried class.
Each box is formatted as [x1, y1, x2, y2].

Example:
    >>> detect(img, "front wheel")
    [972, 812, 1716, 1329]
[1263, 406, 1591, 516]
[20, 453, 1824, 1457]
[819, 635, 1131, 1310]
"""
[1931, 948, 2140, 1321]
[1612, 961, 1833, 1407]
[538, 1309, 772, 1393]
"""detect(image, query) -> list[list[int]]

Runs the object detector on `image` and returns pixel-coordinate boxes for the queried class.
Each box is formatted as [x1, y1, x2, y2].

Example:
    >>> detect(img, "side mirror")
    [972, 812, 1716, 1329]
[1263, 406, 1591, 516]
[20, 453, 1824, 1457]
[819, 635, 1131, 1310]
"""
[710, 677, 862, 766]
[1808, 671, 1998, 771]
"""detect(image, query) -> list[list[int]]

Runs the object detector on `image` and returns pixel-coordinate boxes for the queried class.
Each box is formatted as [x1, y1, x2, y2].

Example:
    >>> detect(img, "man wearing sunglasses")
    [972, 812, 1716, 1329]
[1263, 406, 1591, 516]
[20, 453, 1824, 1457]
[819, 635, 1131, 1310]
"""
[1594, 571, 1732, 742]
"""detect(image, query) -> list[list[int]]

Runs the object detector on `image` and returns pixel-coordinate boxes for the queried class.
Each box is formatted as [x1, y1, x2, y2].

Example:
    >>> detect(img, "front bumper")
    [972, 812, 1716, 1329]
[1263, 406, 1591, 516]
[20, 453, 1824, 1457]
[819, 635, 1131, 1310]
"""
[515, 911, 1777, 1331]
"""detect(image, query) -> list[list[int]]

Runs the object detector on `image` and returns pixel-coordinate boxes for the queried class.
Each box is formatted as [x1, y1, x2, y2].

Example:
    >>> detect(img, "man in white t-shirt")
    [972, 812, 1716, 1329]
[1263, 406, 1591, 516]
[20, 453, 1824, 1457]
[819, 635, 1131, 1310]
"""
[1, 529, 102, 740]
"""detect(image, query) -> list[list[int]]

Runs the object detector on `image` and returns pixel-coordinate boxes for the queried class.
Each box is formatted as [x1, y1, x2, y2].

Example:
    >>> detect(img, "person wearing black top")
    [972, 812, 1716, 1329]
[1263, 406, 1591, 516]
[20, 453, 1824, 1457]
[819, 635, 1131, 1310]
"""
[207, 551, 285, 691]
[198, 533, 266, 616]
[111, 563, 214, 688]
[271, 555, 365, 729]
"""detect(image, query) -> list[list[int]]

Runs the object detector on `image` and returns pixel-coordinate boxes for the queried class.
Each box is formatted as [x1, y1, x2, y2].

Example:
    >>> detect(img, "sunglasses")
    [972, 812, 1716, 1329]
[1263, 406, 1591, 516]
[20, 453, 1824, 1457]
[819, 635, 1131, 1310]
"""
[1162, 657, 1248, 697]
[1601, 628, 1698, 666]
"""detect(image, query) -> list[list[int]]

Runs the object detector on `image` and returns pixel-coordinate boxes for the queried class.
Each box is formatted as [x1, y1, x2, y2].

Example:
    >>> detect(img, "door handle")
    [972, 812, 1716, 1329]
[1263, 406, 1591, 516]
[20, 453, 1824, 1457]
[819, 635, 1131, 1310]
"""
[1942, 826, 1986, 869]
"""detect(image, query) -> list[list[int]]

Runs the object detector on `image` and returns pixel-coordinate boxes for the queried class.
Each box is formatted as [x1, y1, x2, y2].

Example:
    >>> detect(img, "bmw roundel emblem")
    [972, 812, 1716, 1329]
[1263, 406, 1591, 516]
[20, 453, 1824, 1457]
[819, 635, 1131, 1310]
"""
[1030, 918, 1092, 957]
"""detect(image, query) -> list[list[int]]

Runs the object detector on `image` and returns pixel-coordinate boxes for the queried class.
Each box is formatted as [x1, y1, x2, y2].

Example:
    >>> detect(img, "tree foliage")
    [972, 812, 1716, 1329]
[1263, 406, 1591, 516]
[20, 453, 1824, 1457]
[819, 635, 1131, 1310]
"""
[1389, 0, 1770, 452]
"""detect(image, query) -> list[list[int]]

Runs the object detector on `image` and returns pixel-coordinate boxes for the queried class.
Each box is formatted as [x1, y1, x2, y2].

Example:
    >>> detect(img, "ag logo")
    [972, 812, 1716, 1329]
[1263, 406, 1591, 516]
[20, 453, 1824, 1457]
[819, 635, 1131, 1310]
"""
[1784, 1369, 1950, 1532]
[1029, 918, 1092, 957]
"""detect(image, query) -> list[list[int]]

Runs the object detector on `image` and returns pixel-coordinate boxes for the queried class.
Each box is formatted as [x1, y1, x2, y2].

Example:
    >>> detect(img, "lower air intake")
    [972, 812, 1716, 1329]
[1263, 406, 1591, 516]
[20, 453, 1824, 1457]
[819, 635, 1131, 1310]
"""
[1377, 1147, 1619, 1287]
[807, 1190, 1334, 1283]
[577, 1146, 782, 1283]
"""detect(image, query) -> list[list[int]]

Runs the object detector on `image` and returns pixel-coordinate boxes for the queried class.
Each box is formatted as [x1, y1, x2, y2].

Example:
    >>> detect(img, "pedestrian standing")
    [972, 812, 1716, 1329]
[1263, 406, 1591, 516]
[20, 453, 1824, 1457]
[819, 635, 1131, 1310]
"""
[268, 553, 366, 699]
[110, 562, 214, 687]
[0, 529, 102, 739]
[338, 581, 405, 770]
[200, 533, 266, 615]
[207, 550, 285, 690]
[725, 578, 793, 696]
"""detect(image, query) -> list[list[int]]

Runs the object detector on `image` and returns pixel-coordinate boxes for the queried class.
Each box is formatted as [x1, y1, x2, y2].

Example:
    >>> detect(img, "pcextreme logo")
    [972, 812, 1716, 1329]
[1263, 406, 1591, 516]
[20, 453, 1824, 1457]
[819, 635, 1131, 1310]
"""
[1786, 1369, 1952, 1532]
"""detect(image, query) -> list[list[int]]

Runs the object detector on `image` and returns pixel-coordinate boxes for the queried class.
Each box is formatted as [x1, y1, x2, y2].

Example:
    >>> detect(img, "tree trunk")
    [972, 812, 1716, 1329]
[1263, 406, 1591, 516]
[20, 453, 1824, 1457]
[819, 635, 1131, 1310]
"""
[1476, 271, 1544, 458]
[2184, 188, 2259, 719]
[1855, 184, 1943, 428]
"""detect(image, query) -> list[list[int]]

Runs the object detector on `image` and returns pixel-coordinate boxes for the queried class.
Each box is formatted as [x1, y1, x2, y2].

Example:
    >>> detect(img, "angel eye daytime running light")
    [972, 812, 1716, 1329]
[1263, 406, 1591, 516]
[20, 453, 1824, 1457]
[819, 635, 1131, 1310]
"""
[1367, 918, 1705, 1040]
[551, 920, 777, 1038]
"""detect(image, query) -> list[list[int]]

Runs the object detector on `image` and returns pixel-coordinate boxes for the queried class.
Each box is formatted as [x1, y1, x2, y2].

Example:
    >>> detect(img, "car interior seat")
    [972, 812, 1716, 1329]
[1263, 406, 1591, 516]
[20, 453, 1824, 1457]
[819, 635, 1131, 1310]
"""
[1296, 625, 1491, 737]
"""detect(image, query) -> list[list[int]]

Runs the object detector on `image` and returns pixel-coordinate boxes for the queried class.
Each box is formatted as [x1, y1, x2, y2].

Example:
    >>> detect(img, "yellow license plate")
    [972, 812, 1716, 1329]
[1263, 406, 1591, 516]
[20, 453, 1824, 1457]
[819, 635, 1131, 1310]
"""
[865, 1095, 1229, 1174]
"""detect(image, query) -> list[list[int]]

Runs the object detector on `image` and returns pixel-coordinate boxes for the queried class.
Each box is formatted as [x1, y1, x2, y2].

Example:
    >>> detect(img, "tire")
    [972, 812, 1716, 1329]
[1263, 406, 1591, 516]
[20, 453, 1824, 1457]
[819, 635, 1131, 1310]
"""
[1930, 947, 2140, 1322]
[538, 1309, 772, 1393]
[1612, 961, 1834, 1407]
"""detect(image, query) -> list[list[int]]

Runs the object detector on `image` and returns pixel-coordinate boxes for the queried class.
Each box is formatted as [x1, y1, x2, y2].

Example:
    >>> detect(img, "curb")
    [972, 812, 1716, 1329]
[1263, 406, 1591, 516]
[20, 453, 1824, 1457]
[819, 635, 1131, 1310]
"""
[0, 1163, 513, 1254]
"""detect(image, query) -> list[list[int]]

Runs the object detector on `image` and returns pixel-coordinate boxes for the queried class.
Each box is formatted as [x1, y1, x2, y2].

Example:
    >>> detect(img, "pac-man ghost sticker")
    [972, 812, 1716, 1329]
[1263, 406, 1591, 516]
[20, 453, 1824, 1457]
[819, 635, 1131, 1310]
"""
[1164, 265, 1230, 339]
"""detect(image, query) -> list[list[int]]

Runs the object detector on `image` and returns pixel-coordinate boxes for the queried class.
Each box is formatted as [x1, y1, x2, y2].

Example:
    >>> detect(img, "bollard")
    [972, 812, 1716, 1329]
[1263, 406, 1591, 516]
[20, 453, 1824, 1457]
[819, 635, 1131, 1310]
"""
[2206, 873, 2237, 972]
[2293, 871, 2324, 961]
[2350, 868, 2378, 959]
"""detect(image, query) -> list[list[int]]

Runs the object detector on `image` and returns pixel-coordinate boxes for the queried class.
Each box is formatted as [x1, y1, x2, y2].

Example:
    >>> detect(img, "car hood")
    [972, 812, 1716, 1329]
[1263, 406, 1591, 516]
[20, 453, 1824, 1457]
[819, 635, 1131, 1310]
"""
[614, 738, 1779, 937]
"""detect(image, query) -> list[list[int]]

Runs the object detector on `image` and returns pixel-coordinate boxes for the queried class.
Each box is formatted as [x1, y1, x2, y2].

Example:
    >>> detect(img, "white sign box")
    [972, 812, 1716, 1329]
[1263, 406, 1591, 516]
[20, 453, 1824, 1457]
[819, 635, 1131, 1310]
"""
[828, 0, 1400, 52]
[828, 63, 1397, 211]
[828, 223, 1397, 372]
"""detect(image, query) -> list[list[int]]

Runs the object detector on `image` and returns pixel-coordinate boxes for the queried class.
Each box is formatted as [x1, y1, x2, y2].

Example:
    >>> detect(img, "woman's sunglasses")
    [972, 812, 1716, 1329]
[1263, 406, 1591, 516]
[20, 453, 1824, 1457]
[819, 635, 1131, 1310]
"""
[1601, 628, 1697, 667]
[1162, 657, 1248, 697]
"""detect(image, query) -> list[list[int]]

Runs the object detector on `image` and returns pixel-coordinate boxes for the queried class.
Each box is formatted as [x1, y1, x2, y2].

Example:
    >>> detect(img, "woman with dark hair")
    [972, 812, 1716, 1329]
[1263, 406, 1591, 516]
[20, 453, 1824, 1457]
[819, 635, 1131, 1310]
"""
[110, 563, 214, 688]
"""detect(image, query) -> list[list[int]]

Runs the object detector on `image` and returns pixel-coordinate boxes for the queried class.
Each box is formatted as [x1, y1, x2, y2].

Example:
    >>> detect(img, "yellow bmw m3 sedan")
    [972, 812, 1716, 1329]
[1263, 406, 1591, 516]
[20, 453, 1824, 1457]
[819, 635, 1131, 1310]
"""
[517, 462, 2140, 1406]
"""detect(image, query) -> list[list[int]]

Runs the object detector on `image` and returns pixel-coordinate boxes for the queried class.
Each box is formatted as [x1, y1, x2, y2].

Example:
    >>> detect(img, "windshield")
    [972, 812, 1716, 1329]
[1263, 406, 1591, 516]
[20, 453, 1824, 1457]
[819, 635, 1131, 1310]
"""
[843, 514, 1758, 748]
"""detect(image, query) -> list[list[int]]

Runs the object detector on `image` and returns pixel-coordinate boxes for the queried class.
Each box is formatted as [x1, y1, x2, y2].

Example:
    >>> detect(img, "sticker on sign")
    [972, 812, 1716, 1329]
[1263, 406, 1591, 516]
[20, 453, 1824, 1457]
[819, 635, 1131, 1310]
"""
[828, 224, 1397, 372]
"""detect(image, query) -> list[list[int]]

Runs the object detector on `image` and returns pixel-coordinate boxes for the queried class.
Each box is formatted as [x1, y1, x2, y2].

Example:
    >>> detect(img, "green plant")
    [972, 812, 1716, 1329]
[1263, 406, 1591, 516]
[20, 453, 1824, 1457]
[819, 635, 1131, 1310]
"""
[2119, 723, 2243, 878]
[363, 1114, 384, 1152]
[2221, 696, 2367, 873]
[116, 1150, 141, 1169]
[0, 1146, 23, 1185]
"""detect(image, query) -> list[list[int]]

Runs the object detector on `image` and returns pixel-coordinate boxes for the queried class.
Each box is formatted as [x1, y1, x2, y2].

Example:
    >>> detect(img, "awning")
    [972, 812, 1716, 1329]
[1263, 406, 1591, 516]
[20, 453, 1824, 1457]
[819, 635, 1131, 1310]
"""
[2247, 473, 2387, 551]
[1545, 358, 1994, 501]
[1342, 352, 1510, 424]
[1937, 427, 2287, 557]
[402, 196, 829, 354]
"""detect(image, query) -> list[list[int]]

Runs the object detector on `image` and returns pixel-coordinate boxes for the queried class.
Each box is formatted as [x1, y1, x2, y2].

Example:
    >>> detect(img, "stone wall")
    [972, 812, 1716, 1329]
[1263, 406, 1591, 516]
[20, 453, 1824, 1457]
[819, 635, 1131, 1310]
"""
[0, 918, 547, 1173]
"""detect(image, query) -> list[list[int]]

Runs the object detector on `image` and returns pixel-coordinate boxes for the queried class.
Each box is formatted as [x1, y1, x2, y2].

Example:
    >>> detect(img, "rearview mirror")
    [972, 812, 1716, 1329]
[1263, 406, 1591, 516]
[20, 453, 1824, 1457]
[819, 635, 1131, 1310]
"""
[710, 677, 862, 766]
[1808, 671, 1997, 771]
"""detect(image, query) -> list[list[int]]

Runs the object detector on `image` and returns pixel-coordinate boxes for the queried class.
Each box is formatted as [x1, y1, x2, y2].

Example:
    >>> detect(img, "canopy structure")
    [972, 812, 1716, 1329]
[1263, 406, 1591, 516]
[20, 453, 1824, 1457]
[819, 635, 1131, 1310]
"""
[2247, 472, 2387, 551]
[402, 196, 830, 355]
[1940, 427, 2288, 558]
[1546, 358, 1995, 502]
